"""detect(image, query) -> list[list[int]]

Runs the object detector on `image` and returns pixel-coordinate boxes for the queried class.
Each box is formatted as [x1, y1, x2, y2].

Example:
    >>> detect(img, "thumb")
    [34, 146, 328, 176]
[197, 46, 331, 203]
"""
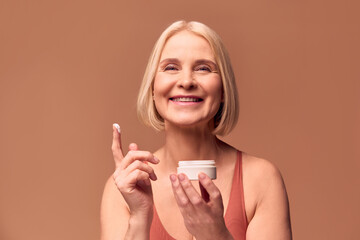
[199, 182, 210, 203]
[128, 143, 138, 151]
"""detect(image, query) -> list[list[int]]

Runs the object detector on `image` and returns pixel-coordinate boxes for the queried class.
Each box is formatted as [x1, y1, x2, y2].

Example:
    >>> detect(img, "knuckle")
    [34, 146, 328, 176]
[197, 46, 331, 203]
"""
[181, 181, 192, 189]
[141, 171, 149, 177]
[127, 150, 134, 158]
[204, 217, 214, 225]
[115, 179, 125, 190]
[133, 169, 141, 175]
[135, 169, 149, 179]
[185, 217, 201, 229]
[113, 168, 122, 179]
[212, 191, 222, 200]
[144, 167, 152, 175]
[133, 160, 142, 167]
[112, 172, 118, 180]
[185, 220, 194, 229]
[192, 197, 202, 206]
[179, 197, 190, 207]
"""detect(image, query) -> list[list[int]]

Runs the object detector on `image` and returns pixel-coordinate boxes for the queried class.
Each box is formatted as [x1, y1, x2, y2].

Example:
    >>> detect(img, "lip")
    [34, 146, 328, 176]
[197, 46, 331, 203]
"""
[169, 95, 204, 105]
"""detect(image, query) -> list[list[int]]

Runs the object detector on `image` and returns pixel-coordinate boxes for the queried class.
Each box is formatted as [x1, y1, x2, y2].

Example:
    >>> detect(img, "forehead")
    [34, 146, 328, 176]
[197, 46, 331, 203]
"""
[160, 30, 215, 61]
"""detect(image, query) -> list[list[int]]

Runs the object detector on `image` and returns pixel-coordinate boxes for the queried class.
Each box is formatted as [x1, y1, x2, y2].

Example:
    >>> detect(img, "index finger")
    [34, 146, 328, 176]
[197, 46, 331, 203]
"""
[112, 123, 124, 166]
[121, 150, 160, 168]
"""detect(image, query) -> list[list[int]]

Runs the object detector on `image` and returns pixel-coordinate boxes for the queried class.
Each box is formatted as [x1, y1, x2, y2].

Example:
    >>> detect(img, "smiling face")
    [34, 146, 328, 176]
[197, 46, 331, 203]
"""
[153, 30, 223, 130]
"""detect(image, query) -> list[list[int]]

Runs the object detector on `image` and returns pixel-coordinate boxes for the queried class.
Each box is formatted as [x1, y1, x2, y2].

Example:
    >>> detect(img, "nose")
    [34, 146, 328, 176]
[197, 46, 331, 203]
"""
[177, 69, 197, 90]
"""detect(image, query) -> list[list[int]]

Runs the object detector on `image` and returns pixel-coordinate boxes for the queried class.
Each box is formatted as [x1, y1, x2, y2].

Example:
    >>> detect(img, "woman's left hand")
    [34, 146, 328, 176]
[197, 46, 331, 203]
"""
[170, 172, 234, 240]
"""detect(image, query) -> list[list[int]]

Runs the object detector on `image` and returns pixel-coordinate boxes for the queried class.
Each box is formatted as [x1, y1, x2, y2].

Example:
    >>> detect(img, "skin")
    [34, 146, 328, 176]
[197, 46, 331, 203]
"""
[100, 31, 292, 240]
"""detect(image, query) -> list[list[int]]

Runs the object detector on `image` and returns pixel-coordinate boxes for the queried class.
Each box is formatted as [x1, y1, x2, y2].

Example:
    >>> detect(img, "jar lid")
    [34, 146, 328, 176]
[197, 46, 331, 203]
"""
[178, 160, 215, 167]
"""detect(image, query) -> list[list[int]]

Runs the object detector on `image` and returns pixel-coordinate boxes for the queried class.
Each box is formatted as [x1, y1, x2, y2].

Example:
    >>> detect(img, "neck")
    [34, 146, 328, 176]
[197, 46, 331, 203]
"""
[159, 123, 225, 171]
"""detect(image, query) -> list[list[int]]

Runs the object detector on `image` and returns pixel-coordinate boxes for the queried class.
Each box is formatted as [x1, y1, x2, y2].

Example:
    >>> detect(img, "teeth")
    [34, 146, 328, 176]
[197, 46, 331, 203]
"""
[172, 97, 201, 102]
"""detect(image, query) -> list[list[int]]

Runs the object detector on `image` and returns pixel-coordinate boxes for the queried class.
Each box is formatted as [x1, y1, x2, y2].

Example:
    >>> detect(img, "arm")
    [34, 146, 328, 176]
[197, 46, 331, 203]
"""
[100, 125, 158, 240]
[246, 160, 292, 240]
[100, 177, 152, 240]
[100, 176, 129, 240]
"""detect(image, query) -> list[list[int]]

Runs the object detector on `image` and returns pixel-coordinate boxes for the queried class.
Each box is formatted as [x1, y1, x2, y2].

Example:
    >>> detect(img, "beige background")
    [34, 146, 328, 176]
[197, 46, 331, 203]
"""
[0, 1, 359, 239]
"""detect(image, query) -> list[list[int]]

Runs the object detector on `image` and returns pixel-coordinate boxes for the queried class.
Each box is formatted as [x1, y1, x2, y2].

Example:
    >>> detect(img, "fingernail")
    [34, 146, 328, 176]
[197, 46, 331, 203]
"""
[178, 174, 185, 181]
[199, 173, 206, 179]
[113, 123, 121, 133]
[150, 172, 157, 181]
[170, 174, 177, 182]
[153, 156, 160, 163]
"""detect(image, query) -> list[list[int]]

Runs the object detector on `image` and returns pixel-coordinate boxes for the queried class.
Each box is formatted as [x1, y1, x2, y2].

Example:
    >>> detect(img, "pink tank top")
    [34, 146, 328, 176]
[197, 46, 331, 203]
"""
[150, 151, 248, 239]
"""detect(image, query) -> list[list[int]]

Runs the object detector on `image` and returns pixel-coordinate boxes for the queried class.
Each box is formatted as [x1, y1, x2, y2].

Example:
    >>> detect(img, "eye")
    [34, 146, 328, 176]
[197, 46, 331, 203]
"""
[195, 65, 212, 72]
[163, 64, 179, 71]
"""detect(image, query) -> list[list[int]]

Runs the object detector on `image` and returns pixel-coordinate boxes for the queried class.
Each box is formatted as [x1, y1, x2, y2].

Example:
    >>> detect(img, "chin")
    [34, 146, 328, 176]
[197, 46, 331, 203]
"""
[165, 117, 213, 129]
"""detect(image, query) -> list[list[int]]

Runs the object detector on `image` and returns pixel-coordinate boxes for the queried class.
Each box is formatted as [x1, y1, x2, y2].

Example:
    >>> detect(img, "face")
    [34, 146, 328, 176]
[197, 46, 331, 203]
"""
[153, 30, 223, 129]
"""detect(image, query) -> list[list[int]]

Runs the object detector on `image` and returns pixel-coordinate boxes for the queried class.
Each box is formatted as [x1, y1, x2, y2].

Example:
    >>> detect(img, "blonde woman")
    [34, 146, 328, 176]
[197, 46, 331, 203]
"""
[101, 21, 292, 240]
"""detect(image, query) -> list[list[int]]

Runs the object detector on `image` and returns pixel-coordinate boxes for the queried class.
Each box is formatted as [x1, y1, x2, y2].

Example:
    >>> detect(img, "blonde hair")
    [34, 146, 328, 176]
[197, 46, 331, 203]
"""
[137, 20, 239, 136]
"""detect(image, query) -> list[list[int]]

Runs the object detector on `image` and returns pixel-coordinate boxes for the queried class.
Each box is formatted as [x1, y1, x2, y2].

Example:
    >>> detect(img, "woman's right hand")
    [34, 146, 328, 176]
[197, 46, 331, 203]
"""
[111, 124, 159, 219]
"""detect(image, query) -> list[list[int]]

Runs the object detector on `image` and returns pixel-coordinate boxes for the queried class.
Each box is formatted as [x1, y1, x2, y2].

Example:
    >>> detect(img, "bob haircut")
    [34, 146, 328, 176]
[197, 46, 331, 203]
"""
[137, 20, 239, 136]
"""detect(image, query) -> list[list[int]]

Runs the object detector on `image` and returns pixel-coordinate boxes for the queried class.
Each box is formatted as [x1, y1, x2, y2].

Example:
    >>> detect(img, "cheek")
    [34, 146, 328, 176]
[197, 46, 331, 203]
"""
[153, 78, 163, 100]
[153, 79, 165, 116]
[216, 81, 223, 96]
[153, 74, 171, 97]
[209, 79, 223, 112]
[205, 77, 223, 98]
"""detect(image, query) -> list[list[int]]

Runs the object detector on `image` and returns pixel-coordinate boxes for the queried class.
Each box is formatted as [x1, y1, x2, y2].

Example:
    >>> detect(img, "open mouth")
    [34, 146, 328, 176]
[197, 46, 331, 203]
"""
[169, 97, 203, 102]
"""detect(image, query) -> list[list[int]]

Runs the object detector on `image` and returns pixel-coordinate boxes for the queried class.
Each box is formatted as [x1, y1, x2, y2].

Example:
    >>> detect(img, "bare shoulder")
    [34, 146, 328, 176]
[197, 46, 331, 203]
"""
[242, 152, 285, 190]
[100, 176, 129, 240]
[242, 152, 292, 239]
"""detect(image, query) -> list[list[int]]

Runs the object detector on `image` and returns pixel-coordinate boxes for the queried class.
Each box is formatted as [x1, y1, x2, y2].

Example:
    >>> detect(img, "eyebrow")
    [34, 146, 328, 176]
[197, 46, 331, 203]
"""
[194, 59, 218, 68]
[159, 58, 180, 65]
[159, 58, 218, 68]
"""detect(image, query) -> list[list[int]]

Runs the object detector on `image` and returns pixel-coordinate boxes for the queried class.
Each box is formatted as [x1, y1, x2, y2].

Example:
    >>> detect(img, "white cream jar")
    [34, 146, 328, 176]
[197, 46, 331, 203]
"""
[177, 160, 216, 180]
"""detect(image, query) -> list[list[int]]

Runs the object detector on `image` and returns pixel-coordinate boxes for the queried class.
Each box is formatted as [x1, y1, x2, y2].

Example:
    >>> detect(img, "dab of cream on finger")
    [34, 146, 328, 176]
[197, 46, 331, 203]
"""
[113, 123, 121, 133]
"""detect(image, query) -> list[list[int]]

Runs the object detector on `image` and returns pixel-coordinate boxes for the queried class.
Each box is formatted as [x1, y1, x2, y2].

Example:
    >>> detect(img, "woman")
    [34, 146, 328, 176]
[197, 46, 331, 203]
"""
[101, 20, 292, 240]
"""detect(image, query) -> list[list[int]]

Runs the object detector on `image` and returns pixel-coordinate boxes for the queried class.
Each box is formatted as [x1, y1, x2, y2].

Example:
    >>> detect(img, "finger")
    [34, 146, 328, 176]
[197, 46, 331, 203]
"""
[198, 173, 223, 205]
[199, 182, 210, 203]
[143, 178, 151, 186]
[113, 167, 122, 180]
[178, 173, 205, 207]
[112, 123, 124, 166]
[113, 124, 122, 150]
[129, 142, 153, 168]
[127, 169, 151, 185]
[125, 160, 157, 181]
[121, 150, 160, 169]
[116, 169, 151, 193]
[170, 174, 195, 211]
[137, 179, 153, 195]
